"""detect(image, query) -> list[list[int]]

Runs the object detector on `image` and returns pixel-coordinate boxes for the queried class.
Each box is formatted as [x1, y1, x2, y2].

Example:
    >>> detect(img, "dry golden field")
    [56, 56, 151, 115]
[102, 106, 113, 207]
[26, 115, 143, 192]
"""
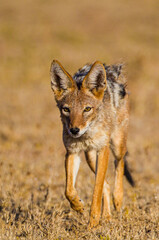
[0, 0, 159, 239]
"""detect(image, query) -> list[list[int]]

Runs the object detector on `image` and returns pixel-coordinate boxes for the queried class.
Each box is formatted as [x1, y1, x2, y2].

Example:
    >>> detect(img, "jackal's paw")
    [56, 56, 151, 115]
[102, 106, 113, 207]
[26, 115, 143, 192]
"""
[88, 213, 100, 229]
[113, 191, 123, 212]
[102, 212, 111, 221]
[70, 199, 84, 213]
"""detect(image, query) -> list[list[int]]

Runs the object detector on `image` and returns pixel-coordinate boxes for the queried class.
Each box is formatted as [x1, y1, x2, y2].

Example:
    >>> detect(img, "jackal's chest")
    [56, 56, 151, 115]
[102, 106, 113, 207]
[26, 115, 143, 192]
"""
[63, 127, 110, 153]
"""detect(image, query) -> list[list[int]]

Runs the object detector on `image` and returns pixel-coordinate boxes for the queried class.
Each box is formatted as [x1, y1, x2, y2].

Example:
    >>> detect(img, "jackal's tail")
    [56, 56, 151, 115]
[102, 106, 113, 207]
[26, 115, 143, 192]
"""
[124, 152, 135, 187]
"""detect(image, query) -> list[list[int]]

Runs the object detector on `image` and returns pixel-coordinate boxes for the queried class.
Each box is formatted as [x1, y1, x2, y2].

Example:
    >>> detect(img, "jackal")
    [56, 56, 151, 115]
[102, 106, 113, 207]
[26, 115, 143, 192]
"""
[50, 60, 134, 228]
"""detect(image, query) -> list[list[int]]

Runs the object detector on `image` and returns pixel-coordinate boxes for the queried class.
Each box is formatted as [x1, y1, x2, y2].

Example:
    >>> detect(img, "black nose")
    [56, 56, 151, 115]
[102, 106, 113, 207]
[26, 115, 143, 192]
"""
[70, 127, 80, 135]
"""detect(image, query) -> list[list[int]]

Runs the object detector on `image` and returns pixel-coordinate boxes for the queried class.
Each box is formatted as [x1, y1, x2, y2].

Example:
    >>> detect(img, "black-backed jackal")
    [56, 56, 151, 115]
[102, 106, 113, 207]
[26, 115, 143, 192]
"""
[50, 60, 134, 228]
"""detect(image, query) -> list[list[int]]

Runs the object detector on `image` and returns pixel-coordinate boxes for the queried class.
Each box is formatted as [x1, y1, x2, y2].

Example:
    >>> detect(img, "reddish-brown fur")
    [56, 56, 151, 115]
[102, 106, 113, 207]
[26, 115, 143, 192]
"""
[50, 60, 130, 228]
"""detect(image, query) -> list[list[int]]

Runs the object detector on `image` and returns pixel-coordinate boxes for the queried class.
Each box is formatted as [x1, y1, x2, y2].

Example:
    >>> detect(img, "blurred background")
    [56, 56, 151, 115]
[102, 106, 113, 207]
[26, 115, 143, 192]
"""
[0, 0, 158, 239]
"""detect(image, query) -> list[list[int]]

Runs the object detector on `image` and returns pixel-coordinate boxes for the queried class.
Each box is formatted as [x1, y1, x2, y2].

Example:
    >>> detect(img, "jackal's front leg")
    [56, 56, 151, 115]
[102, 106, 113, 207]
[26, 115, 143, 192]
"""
[65, 152, 84, 213]
[85, 150, 111, 220]
[89, 146, 109, 228]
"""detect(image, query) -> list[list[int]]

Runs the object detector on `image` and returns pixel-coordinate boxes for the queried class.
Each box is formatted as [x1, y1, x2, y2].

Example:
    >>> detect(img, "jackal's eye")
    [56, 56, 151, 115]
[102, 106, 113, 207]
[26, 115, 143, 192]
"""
[62, 107, 70, 113]
[84, 106, 92, 112]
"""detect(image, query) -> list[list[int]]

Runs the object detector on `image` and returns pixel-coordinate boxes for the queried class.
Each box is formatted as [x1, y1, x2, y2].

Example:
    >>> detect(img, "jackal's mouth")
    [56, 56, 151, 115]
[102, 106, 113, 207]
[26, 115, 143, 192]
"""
[66, 124, 89, 138]
[68, 129, 86, 138]
[69, 132, 82, 138]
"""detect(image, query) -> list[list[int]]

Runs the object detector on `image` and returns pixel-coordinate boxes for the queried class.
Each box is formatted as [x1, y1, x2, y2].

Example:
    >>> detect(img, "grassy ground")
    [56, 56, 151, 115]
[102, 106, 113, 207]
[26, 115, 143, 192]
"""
[0, 0, 159, 239]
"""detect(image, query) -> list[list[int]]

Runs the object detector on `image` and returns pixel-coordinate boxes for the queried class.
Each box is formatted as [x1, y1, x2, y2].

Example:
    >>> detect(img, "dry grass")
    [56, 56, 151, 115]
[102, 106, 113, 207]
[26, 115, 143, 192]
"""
[0, 0, 159, 239]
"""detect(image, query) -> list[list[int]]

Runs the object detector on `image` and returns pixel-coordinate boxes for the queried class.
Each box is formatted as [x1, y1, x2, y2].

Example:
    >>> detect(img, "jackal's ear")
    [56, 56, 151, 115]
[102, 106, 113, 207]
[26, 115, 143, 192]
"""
[82, 61, 107, 99]
[50, 60, 75, 100]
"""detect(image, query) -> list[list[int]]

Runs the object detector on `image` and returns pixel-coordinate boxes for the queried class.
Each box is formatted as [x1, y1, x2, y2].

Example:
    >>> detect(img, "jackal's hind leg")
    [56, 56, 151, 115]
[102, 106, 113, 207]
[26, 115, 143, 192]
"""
[65, 153, 84, 213]
[102, 181, 111, 219]
[113, 157, 124, 211]
[111, 131, 127, 211]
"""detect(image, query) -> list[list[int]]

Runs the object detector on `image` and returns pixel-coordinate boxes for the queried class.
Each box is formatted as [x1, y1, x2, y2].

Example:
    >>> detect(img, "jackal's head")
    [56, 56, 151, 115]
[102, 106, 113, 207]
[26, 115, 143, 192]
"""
[50, 60, 107, 138]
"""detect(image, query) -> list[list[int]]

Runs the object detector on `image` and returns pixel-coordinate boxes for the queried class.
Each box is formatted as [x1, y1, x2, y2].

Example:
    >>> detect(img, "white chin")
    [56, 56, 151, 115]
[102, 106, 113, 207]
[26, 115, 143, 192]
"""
[69, 132, 83, 138]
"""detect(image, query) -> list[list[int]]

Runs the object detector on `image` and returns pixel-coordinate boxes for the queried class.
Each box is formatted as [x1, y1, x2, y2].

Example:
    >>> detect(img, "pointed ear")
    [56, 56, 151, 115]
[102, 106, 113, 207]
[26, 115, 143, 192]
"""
[82, 61, 107, 99]
[50, 60, 75, 100]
